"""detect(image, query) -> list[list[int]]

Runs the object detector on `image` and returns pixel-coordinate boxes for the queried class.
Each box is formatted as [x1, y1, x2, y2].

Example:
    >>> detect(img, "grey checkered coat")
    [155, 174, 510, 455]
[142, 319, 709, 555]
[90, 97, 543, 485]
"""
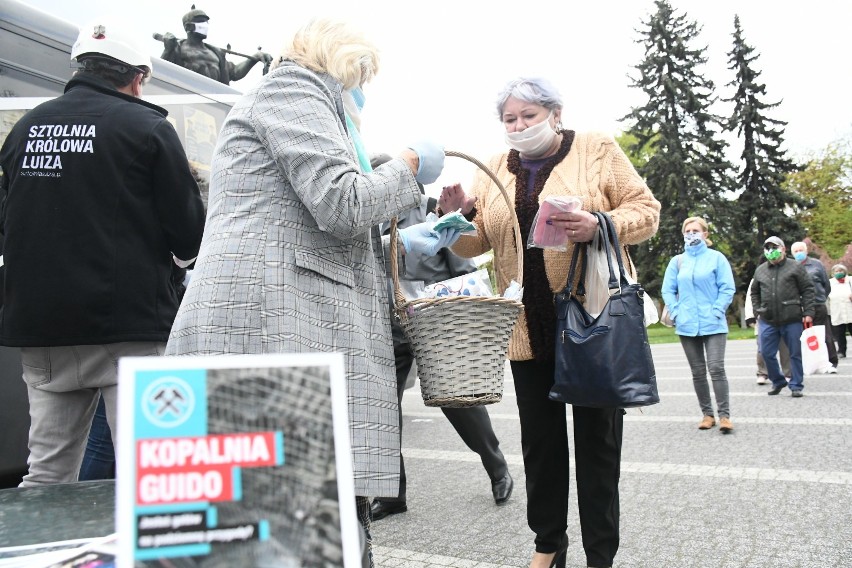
[165, 61, 422, 498]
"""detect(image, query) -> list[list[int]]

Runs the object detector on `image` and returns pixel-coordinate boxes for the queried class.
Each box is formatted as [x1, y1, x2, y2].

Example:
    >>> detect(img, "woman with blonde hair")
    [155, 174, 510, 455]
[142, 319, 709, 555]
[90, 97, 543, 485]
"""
[166, 18, 456, 566]
[661, 216, 736, 432]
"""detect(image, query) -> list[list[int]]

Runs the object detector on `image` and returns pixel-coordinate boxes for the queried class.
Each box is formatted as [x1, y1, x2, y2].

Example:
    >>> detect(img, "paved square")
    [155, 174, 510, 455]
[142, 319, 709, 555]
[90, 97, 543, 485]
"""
[372, 339, 852, 567]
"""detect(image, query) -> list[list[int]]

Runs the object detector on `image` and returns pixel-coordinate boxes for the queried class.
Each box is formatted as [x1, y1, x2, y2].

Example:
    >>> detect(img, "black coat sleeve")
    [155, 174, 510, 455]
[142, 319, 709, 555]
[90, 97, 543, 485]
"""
[149, 120, 206, 262]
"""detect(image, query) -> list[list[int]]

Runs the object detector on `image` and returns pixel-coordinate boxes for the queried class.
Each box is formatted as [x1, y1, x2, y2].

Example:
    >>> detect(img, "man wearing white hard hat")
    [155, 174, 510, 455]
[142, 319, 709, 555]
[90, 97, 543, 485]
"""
[0, 21, 205, 486]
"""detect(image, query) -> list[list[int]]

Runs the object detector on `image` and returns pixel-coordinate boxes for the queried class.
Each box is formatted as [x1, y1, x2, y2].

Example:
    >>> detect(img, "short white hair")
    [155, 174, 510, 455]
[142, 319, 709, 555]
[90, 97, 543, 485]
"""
[495, 77, 563, 119]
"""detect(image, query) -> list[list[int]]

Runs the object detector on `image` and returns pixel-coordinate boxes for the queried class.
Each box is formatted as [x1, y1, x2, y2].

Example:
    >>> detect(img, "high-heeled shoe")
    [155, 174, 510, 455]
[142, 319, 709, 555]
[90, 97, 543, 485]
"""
[547, 534, 569, 568]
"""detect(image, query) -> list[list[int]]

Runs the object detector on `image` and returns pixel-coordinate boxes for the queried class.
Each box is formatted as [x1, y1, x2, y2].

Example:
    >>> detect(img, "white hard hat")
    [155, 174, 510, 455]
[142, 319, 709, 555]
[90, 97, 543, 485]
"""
[71, 21, 152, 70]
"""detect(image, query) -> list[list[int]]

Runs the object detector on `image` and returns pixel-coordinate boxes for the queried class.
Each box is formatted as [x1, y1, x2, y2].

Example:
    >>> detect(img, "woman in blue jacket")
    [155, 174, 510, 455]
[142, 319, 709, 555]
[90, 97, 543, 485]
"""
[662, 217, 736, 433]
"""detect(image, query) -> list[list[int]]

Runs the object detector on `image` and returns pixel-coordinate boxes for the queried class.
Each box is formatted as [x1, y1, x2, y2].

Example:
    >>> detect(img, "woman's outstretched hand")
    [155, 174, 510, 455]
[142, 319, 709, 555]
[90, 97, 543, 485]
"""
[439, 183, 477, 215]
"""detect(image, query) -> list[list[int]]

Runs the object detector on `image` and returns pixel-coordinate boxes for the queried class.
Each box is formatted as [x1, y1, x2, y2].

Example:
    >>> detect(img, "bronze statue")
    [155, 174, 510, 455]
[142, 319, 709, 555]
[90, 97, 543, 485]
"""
[155, 5, 272, 85]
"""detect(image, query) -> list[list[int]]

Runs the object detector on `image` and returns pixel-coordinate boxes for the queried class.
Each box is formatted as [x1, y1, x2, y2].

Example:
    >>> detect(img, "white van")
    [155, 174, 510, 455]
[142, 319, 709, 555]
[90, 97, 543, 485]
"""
[0, 0, 240, 484]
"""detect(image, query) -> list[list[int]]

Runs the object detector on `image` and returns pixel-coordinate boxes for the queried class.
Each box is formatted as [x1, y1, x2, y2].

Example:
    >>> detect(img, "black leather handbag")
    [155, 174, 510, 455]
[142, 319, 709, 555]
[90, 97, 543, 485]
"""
[549, 212, 659, 408]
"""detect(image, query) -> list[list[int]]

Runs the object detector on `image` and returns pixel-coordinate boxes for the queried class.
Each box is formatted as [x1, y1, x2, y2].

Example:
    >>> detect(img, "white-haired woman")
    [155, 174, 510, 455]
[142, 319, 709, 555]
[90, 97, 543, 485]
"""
[829, 264, 852, 358]
[440, 77, 660, 568]
[166, 18, 456, 566]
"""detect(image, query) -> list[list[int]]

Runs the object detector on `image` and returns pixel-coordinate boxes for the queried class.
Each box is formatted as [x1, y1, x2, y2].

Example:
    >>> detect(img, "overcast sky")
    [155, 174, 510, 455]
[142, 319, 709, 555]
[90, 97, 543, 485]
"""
[20, 0, 852, 190]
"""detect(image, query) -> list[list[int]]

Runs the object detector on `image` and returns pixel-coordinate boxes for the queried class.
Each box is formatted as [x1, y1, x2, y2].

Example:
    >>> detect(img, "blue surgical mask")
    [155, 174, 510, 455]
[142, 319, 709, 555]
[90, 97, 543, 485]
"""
[683, 231, 704, 248]
[793, 252, 807, 262]
[351, 86, 366, 112]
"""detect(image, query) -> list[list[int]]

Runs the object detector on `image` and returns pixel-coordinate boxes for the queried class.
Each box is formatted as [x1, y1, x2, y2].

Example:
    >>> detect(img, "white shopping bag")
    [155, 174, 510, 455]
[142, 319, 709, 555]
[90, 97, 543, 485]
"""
[800, 325, 832, 375]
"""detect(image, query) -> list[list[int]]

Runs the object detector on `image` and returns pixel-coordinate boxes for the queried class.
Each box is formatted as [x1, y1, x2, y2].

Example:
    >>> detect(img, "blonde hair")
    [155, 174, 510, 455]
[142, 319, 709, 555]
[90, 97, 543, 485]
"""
[833, 264, 847, 273]
[682, 216, 714, 246]
[275, 18, 379, 89]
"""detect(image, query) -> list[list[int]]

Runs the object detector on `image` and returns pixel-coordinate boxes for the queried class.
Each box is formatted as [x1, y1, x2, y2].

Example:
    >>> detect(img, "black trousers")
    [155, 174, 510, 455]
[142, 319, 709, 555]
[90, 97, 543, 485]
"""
[382, 342, 508, 503]
[511, 358, 623, 568]
[814, 303, 838, 366]
[834, 323, 851, 356]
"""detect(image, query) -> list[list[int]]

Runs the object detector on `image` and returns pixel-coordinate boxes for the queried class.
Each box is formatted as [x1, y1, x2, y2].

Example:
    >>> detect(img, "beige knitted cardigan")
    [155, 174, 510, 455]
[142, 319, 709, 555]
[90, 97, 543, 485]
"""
[451, 131, 661, 361]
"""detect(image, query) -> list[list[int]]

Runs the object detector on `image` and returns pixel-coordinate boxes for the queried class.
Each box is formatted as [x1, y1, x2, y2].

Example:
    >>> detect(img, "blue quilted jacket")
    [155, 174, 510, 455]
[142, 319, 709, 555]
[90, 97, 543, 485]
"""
[661, 241, 735, 337]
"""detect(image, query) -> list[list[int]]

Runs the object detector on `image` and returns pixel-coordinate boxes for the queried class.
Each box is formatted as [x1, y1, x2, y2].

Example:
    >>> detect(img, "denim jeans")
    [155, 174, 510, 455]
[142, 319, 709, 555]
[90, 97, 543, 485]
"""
[679, 333, 730, 418]
[757, 333, 791, 378]
[758, 320, 805, 391]
[78, 394, 116, 481]
[19, 341, 165, 487]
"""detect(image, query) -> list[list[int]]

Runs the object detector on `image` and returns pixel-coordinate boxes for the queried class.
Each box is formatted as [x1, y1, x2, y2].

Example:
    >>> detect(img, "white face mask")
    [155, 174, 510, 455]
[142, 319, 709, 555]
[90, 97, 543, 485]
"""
[683, 231, 704, 247]
[504, 111, 558, 158]
[192, 21, 210, 37]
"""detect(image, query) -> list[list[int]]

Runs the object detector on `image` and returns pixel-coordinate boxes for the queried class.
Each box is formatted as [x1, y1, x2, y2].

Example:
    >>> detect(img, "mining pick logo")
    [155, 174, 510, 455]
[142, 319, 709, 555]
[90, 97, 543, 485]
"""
[142, 376, 196, 428]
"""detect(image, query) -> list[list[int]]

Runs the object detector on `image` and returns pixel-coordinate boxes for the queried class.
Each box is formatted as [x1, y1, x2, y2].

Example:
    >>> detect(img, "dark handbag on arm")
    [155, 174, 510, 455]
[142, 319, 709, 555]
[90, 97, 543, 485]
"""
[549, 211, 659, 408]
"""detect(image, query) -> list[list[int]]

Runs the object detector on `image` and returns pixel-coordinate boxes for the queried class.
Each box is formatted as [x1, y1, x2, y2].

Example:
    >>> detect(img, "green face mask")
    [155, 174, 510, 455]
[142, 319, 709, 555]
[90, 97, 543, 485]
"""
[764, 249, 782, 262]
[837, 273, 847, 280]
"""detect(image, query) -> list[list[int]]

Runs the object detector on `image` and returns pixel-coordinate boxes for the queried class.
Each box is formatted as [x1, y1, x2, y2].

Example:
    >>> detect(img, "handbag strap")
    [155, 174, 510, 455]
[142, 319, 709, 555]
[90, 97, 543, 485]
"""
[562, 211, 618, 297]
[562, 231, 585, 297]
[598, 212, 630, 288]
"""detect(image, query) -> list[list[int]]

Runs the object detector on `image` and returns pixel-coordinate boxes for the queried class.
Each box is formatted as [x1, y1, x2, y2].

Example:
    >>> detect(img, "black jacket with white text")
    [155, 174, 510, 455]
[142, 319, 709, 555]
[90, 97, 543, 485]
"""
[0, 72, 205, 346]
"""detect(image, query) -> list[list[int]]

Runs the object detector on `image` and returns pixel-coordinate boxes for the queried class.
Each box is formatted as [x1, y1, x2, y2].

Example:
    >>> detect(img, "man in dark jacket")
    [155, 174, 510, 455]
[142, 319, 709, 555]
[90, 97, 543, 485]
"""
[0, 21, 205, 485]
[750, 236, 815, 397]
[372, 154, 512, 521]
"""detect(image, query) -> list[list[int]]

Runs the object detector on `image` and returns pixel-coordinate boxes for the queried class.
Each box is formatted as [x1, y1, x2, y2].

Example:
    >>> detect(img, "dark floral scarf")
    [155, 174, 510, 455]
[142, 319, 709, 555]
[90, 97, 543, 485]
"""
[507, 131, 575, 364]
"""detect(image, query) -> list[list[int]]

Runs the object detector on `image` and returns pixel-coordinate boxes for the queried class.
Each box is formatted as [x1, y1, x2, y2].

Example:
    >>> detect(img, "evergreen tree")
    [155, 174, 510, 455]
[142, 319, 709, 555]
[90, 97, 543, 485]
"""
[621, 0, 735, 294]
[724, 15, 804, 288]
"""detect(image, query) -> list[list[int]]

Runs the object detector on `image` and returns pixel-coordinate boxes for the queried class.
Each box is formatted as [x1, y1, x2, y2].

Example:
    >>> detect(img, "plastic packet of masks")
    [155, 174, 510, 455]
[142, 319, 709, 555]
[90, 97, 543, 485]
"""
[421, 268, 494, 299]
[527, 196, 583, 251]
[432, 209, 477, 235]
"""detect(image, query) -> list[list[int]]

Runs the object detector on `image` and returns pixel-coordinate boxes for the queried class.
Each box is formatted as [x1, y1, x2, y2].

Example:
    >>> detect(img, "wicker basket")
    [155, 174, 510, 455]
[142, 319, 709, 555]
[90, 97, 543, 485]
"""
[390, 150, 524, 408]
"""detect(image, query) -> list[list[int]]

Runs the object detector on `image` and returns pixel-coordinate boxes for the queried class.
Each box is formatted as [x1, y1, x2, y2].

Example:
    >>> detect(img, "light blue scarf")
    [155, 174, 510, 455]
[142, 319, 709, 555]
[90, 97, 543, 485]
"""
[345, 111, 372, 173]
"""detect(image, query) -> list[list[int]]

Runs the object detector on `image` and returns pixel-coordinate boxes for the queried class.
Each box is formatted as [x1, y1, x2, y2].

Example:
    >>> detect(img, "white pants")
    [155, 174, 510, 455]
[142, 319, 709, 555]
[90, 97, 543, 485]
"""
[19, 342, 165, 487]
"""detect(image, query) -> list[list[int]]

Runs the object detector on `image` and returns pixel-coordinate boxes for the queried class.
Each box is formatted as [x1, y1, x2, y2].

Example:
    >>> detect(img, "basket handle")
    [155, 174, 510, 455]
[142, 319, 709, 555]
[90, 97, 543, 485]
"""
[389, 150, 524, 308]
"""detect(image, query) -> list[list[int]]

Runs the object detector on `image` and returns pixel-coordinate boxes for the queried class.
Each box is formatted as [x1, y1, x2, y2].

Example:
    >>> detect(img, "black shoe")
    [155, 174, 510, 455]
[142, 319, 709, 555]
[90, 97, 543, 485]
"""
[791, 390, 803, 398]
[547, 534, 569, 568]
[492, 472, 513, 505]
[370, 499, 407, 521]
[767, 384, 786, 395]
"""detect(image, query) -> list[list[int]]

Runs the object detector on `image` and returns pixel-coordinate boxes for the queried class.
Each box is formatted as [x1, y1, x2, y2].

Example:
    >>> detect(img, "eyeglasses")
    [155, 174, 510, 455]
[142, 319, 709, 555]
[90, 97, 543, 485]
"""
[763, 244, 779, 251]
